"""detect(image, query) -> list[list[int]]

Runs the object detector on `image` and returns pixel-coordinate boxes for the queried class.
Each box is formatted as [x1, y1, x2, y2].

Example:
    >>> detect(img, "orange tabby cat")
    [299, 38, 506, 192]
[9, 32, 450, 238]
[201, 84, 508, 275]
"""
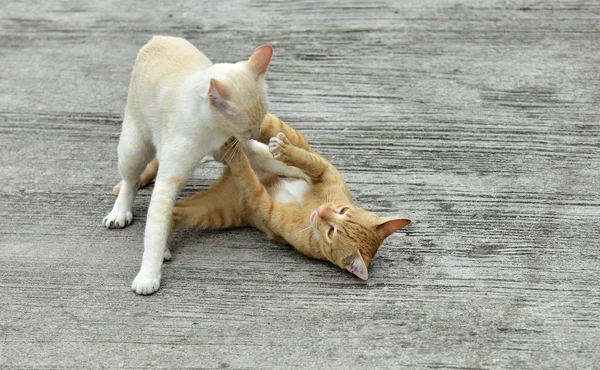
[132, 114, 411, 280]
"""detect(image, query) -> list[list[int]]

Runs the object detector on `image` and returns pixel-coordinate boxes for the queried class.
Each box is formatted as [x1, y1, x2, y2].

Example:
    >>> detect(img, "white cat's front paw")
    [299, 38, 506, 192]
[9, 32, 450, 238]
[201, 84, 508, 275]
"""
[131, 272, 161, 295]
[103, 210, 133, 229]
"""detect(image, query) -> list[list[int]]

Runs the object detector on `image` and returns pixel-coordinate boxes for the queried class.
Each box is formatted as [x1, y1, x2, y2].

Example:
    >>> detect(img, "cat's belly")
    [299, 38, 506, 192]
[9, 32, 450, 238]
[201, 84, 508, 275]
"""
[271, 178, 311, 205]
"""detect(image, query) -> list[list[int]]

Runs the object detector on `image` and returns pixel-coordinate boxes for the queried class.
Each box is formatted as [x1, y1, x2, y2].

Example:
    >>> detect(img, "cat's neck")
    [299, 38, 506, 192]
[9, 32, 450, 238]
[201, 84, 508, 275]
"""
[173, 72, 234, 153]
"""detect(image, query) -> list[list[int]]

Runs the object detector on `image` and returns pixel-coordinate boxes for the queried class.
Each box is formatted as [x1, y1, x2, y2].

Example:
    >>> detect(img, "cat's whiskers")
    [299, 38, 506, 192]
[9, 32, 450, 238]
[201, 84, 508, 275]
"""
[234, 140, 243, 161]
[331, 188, 339, 205]
[336, 179, 345, 202]
[222, 139, 241, 163]
[296, 223, 314, 237]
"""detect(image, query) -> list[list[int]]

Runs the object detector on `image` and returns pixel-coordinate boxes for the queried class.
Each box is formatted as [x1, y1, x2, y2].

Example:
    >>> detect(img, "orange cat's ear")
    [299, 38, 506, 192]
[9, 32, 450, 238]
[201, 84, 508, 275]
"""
[345, 254, 369, 281]
[376, 218, 411, 240]
[247, 45, 273, 78]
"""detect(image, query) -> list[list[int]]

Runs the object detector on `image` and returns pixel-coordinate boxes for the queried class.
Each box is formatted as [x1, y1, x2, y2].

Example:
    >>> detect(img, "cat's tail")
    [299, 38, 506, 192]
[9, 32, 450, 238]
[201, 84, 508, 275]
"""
[259, 113, 312, 152]
[113, 158, 159, 196]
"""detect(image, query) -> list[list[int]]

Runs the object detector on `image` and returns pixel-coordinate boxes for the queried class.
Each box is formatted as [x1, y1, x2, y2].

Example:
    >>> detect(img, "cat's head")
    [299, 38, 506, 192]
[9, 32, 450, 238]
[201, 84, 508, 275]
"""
[208, 45, 273, 141]
[310, 203, 411, 280]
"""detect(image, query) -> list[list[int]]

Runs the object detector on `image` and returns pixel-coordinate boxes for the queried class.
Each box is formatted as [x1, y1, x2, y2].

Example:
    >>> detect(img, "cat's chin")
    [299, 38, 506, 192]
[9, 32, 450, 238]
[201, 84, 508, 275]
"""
[235, 134, 253, 142]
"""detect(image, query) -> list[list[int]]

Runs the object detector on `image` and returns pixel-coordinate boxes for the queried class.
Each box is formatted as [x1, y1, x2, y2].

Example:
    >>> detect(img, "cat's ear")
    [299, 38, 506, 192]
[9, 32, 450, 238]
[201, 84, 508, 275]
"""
[208, 78, 232, 115]
[345, 254, 369, 281]
[208, 78, 250, 129]
[376, 218, 411, 240]
[246, 45, 273, 79]
[208, 78, 229, 103]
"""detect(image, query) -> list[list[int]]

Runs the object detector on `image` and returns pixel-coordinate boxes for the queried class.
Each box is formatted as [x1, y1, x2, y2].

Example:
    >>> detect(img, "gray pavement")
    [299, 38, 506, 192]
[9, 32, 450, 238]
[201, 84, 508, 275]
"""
[1, 1, 599, 369]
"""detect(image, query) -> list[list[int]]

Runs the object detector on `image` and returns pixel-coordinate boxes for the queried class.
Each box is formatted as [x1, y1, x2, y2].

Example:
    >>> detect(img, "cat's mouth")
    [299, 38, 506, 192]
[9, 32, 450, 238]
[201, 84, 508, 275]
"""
[235, 133, 253, 141]
[310, 210, 317, 223]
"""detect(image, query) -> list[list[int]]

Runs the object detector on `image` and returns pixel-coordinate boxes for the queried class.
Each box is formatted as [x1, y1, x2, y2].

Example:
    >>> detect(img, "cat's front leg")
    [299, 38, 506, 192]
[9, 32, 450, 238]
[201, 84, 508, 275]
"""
[269, 133, 328, 181]
[131, 153, 196, 295]
[258, 114, 311, 151]
[221, 138, 277, 221]
[241, 139, 309, 182]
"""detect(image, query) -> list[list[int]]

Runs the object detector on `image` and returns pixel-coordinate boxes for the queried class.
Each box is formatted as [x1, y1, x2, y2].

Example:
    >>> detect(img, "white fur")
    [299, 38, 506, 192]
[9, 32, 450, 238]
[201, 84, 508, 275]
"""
[104, 36, 270, 295]
[273, 178, 312, 205]
[242, 140, 309, 182]
[242, 140, 311, 205]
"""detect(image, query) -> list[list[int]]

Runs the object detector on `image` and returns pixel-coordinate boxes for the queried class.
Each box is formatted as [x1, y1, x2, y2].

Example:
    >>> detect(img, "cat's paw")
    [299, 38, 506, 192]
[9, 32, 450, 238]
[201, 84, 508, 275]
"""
[131, 272, 161, 295]
[163, 248, 172, 261]
[269, 132, 291, 161]
[103, 210, 133, 229]
[216, 137, 240, 164]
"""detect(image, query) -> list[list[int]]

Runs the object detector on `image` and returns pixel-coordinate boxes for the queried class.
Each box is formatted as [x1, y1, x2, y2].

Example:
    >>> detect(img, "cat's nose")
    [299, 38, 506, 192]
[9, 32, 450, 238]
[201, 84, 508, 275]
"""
[317, 207, 331, 219]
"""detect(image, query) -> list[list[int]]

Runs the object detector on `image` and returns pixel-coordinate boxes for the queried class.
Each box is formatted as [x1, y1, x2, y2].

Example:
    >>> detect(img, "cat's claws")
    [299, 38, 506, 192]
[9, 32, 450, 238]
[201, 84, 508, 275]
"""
[276, 132, 289, 143]
[269, 133, 290, 161]
[103, 211, 133, 229]
[132, 272, 161, 295]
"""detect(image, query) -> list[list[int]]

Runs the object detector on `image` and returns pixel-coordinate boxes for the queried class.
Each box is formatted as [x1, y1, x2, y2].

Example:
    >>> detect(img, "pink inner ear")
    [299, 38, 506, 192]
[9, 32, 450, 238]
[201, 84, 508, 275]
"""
[208, 78, 230, 112]
[247, 45, 273, 77]
[208, 79, 251, 130]
[209, 78, 227, 101]
[346, 256, 368, 281]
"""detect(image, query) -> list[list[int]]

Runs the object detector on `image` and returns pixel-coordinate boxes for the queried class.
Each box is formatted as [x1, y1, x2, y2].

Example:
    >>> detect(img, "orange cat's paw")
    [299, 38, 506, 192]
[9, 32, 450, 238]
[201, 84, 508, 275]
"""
[269, 132, 292, 161]
[216, 136, 240, 163]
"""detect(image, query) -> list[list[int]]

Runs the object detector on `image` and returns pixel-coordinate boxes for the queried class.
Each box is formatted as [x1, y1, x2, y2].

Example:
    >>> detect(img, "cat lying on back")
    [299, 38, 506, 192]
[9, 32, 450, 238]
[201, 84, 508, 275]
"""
[129, 114, 411, 280]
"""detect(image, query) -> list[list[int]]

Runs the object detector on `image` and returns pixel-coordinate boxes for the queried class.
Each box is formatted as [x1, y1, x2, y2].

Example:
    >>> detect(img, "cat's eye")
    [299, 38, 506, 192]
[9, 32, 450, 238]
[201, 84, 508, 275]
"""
[327, 227, 335, 239]
[339, 206, 349, 215]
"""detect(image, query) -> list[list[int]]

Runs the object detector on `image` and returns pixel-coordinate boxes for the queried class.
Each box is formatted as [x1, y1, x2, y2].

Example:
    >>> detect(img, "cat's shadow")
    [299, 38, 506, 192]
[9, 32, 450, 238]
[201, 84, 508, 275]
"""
[168, 226, 296, 259]
[167, 227, 370, 288]
[134, 185, 371, 287]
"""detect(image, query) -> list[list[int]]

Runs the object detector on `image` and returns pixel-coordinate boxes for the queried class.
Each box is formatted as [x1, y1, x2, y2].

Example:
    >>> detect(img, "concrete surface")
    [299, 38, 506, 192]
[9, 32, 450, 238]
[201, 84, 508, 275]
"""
[1, 0, 599, 369]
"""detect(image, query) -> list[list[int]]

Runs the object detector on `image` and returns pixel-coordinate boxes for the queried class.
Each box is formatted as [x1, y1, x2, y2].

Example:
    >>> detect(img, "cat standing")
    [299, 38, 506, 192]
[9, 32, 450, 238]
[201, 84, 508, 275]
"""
[104, 36, 272, 295]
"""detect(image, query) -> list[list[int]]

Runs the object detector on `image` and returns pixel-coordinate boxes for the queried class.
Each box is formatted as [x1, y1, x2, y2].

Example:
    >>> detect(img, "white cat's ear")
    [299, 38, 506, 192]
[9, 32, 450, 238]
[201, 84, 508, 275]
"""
[208, 78, 232, 114]
[208, 78, 251, 130]
[376, 218, 411, 240]
[246, 45, 273, 78]
[345, 254, 368, 280]
[208, 78, 228, 102]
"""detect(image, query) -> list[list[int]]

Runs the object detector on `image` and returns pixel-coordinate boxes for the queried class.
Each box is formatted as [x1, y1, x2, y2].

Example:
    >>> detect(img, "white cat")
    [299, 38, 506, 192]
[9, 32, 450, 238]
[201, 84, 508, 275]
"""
[104, 36, 273, 295]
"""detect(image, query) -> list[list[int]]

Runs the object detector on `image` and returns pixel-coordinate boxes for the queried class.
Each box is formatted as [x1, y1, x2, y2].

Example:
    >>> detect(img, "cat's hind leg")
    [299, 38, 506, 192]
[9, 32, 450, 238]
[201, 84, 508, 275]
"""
[113, 158, 159, 196]
[104, 112, 153, 229]
[172, 167, 248, 231]
[269, 133, 329, 182]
